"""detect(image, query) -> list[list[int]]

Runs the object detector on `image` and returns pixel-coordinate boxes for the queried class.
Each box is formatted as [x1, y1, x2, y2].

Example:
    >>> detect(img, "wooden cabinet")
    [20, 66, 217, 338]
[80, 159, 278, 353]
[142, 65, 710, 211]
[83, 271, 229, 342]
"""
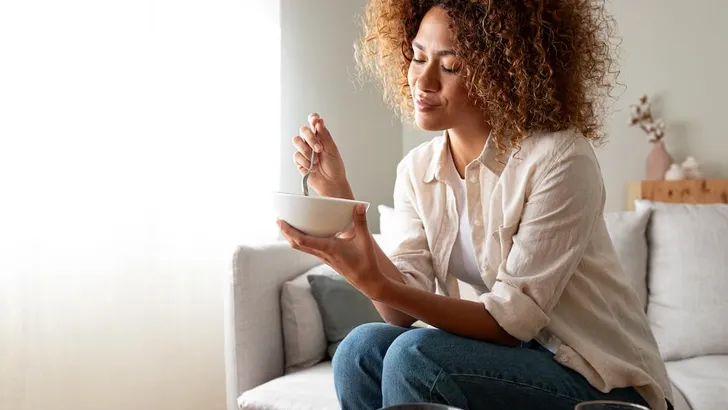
[626, 180, 728, 210]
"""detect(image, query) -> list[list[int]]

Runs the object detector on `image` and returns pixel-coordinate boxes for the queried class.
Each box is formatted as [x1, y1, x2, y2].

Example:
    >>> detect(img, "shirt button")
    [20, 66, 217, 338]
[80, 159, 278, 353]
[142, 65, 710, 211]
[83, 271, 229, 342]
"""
[473, 219, 482, 227]
[469, 175, 478, 184]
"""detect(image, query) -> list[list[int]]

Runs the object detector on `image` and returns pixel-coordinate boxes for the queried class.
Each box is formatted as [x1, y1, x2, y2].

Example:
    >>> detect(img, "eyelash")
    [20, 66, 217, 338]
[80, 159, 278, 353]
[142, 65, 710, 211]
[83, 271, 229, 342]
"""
[412, 58, 458, 74]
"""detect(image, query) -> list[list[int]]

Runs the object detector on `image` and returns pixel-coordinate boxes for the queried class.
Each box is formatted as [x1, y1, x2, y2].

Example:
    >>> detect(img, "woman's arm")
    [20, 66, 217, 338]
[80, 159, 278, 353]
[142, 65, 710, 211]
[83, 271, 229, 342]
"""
[370, 250, 519, 346]
[370, 242, 418, 327]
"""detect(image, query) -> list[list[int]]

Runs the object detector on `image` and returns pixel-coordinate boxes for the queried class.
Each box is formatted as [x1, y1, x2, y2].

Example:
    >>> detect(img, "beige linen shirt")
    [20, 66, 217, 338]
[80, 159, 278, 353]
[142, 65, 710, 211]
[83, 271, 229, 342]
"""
[388, 129, 672, 410]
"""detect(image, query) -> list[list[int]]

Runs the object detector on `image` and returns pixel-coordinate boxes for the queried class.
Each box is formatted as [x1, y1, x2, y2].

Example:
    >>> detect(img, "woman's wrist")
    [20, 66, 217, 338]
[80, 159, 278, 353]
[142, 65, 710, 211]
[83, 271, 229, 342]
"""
[327, 182, 354, 200]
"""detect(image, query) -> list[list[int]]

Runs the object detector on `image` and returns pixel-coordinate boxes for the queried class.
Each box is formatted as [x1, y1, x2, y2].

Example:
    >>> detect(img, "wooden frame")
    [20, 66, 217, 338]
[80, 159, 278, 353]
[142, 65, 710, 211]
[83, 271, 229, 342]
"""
[626, 180, 728, 210]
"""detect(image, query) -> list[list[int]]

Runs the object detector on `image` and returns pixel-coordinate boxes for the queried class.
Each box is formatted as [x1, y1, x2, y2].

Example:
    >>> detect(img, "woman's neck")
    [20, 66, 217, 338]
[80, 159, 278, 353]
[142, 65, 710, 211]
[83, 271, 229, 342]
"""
[447, 123, 492, 178]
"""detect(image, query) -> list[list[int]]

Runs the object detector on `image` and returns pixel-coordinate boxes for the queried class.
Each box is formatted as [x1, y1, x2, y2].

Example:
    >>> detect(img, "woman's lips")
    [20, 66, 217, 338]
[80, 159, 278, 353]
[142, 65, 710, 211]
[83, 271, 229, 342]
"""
[416, 99, 440, 112]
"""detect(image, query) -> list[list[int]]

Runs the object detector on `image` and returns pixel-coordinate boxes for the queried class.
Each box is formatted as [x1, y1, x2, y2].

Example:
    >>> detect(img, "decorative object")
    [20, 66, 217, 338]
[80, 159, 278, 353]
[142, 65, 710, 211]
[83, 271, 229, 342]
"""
[626, 180, 728, 210]
[645, 141, 672, 180]
[628, 95, 672, 180]
[664, 164, 686, 181]
[681, 156, 704, 179]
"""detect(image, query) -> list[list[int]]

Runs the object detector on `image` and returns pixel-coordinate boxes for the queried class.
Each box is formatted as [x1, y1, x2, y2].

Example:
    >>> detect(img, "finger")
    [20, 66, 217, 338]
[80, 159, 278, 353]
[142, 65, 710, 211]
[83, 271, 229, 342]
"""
[308, 113, 320, 131]
[279, 220, 323, 257]
[292, 135, 314, 161]
[352, 204, 369, 234]
[300, 125, 322, 153]
[278, 220, 331, 253]
[314, 118, 338, 154]
[294, 152, 317, 170]
[297, 164, 314, 175]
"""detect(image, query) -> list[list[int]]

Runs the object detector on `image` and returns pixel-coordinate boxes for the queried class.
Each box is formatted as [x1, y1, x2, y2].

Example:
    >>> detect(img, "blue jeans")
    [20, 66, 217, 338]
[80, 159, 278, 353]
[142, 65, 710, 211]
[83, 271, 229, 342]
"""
[332, 323, 652, 410]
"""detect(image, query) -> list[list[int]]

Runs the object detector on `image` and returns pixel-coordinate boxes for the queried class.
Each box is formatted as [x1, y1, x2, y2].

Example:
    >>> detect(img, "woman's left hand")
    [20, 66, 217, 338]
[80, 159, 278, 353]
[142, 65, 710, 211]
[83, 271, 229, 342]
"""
[277, 204, 386, 298]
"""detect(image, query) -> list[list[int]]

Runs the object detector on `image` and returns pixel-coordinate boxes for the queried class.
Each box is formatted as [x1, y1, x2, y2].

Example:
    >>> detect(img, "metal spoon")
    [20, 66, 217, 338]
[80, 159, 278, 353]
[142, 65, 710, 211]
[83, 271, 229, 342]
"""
[301, 129, 316, 196]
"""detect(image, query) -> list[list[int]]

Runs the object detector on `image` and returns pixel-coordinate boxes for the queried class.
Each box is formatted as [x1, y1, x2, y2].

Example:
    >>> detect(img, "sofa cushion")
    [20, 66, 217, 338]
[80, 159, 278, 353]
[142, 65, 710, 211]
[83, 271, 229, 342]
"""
[378, 204, 396, 237]
[670, 381, 691, 410]
[603, 208, 651, 310]
[666, 356, 728, 410]
[238, 362, 338, 410]
[308, 274, 383, 358]
[636, 201, 728, 361]
[280, 265, 338, 371]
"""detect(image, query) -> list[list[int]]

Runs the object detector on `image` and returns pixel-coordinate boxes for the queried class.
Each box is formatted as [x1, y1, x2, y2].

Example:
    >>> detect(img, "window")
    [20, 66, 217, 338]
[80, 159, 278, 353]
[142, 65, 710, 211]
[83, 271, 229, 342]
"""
[0, 0, 281, 265]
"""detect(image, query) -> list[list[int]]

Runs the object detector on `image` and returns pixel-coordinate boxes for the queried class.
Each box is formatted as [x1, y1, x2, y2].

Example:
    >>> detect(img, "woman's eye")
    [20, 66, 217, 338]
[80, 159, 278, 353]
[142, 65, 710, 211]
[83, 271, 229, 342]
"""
[412, 58, 425, 64]
[442, 66, 458, 74]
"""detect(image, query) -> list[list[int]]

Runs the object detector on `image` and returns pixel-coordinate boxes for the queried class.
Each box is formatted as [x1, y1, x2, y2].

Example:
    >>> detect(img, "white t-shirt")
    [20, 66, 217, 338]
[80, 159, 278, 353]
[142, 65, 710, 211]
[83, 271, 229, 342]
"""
[444, 152, 487, 290]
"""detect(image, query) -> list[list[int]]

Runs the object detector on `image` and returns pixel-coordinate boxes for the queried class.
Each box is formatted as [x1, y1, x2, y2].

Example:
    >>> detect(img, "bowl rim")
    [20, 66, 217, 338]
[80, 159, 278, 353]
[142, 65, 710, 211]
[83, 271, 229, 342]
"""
[273, 191, 370, 207]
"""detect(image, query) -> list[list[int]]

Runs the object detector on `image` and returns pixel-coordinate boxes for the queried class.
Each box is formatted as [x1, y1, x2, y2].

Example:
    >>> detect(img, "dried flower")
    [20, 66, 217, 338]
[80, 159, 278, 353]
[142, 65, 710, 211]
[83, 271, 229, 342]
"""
[628, 94, 665, 143]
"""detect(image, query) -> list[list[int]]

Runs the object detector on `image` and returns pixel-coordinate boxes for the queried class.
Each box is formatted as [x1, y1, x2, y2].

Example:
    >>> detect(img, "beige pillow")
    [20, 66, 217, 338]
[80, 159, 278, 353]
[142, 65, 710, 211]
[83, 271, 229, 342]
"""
[280, 265, 337, 371]
[636, 200, 728, 361]
[603, 208, 651, 310]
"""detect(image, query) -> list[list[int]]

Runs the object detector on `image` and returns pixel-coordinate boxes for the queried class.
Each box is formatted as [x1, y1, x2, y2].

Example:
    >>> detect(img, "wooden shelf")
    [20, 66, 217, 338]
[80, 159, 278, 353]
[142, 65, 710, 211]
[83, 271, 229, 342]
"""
[626, 180, 728, 210]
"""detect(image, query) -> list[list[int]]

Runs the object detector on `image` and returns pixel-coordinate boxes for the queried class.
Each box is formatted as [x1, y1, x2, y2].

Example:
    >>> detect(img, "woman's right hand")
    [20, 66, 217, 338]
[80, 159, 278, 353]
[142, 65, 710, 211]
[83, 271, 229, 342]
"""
[293, 113, 354, 200]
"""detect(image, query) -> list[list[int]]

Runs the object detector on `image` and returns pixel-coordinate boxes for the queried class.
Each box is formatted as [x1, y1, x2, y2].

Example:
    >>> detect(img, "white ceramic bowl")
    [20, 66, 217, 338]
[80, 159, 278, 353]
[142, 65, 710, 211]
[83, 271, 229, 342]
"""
[273, 192, 370, 238]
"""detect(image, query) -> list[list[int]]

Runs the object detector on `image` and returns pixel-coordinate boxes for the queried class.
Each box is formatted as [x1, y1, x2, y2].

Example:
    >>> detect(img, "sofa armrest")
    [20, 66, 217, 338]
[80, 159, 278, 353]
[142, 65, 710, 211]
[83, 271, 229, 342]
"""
[224, 241, 320, 410]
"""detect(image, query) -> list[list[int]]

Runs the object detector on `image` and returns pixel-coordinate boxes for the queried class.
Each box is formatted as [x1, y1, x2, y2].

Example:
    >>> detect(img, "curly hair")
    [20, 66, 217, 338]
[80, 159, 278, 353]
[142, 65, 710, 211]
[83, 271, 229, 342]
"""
[355, 0, 619, 151]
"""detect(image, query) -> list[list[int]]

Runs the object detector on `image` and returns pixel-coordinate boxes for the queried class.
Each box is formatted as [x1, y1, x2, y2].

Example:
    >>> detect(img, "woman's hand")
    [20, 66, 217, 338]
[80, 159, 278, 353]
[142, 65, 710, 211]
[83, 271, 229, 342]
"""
[277, 204, 387, 298]
[293, 113, 354, 200]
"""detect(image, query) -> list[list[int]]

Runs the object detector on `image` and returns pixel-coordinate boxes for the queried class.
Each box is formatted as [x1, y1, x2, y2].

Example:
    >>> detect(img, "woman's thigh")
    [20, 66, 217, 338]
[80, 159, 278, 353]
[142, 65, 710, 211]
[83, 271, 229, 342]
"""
[382, 328, 648, 410]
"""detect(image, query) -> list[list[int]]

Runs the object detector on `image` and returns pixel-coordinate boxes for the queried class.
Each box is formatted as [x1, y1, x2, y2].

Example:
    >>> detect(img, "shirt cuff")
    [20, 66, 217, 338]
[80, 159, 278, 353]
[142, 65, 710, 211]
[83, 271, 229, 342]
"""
[480, 281, 550, 341]
[391, 259, 434, 293]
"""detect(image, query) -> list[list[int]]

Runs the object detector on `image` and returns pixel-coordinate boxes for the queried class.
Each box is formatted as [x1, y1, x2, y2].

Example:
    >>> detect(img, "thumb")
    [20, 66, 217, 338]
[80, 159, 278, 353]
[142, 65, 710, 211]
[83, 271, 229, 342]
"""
[353, 204, 368, 234]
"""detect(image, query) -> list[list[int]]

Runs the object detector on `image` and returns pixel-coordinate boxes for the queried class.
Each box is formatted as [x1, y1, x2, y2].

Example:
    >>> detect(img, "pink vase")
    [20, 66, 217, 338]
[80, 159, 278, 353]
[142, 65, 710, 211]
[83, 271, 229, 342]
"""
[645, 140, 672, 180]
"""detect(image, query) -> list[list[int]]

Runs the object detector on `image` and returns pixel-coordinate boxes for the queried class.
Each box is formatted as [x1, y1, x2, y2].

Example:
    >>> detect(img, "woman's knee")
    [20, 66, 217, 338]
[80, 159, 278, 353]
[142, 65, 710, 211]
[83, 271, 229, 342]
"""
[383, 328, 440, 363]
[381, 328, 443, 378]
[332, 322, 407, 378]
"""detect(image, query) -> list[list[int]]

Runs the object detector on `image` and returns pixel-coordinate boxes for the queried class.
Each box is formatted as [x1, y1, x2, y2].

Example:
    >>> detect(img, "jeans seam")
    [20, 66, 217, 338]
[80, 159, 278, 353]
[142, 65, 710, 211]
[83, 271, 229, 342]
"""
[429, 369, 447, 404]
[449, 372, 582, 403]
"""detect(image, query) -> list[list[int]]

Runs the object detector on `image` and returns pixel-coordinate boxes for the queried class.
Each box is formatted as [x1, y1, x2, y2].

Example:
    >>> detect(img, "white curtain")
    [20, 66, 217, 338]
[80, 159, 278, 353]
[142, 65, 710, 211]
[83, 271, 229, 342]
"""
[0, 1, 280, 409]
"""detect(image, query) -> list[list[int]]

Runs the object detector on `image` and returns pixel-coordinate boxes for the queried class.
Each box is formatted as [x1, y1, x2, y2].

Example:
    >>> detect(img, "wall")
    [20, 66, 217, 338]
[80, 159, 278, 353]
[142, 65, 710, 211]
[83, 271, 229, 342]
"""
[280, 0, 402, 232]
[402, 0, 728, 211]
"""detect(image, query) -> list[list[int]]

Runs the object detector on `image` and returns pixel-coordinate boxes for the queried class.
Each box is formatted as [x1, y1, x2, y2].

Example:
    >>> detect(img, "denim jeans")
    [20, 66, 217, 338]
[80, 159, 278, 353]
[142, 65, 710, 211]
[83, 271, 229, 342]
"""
[332, 323, 655, 410]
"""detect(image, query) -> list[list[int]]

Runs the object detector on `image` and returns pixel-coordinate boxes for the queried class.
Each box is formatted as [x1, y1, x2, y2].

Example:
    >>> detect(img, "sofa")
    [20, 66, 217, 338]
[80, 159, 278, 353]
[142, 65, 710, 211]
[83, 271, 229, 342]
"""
[224, 201, 728, 410]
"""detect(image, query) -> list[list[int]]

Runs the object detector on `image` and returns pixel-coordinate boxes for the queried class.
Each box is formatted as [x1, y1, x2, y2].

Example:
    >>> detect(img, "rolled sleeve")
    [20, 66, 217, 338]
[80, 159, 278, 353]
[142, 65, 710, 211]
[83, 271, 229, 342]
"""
[481, 281, 551, 341]
[480, 147, 604, 341]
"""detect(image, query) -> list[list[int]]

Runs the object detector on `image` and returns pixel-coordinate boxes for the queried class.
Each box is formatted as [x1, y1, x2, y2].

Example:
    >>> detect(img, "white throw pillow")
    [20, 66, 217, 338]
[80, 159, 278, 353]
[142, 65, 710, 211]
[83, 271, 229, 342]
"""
[603, 209, 651, 310]
[280, 265, 337, 371]
[378, 205, 396, 237]
[636, 200, 728, 361]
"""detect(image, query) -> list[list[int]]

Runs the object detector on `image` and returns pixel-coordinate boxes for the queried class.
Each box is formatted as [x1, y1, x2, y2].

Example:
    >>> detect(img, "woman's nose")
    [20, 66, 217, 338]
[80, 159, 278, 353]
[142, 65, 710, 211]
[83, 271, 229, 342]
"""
[417, 63, 440, 93]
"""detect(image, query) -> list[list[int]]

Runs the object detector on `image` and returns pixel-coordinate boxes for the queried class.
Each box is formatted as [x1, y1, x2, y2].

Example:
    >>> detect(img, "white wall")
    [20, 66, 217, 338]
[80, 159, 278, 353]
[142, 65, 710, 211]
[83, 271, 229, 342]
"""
[402, 0, 728, 211]
[280, 0, 402, 232]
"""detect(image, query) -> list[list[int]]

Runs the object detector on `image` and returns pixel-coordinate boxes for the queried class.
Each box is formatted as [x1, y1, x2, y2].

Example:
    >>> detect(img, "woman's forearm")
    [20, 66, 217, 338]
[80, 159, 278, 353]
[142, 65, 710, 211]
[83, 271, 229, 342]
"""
[370, 260, 519, 346]
[370, 242, 417, 327]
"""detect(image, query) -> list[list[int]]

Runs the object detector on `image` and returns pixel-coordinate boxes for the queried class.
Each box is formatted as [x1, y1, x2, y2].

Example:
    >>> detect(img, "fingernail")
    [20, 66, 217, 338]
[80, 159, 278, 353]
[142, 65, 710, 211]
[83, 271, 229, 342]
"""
[357, 205, 365, 214]
[314, 143, 322, 152]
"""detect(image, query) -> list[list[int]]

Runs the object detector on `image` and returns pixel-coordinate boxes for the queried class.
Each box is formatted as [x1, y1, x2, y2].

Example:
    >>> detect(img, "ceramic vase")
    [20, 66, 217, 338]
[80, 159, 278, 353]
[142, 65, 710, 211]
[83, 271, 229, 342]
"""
[646, 140, 672, 180]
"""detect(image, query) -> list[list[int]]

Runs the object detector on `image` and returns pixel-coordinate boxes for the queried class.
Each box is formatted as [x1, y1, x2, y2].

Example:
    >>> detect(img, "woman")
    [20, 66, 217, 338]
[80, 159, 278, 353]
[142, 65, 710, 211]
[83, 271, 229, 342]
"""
[278, 1, 673, 409]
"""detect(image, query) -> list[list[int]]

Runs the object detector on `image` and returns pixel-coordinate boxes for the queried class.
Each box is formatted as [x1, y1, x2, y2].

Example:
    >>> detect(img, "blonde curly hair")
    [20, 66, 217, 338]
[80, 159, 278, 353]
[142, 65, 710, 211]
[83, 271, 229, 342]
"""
[356, 0, 619, 152]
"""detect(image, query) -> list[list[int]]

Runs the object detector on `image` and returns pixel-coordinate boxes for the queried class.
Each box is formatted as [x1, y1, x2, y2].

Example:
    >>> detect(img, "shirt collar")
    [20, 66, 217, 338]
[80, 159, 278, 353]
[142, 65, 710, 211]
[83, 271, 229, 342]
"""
[424, 130, 507, 183]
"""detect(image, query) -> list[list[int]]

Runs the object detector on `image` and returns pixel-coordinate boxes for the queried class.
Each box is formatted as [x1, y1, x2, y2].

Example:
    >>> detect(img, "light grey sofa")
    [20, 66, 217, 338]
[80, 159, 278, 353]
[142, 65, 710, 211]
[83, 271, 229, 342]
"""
[224, 203, 728, 410]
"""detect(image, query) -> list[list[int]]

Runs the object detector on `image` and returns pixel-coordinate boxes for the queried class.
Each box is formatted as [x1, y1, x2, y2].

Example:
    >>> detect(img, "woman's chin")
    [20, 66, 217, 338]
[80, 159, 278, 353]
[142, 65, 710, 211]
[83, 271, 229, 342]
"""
[414, 113, 447, 132]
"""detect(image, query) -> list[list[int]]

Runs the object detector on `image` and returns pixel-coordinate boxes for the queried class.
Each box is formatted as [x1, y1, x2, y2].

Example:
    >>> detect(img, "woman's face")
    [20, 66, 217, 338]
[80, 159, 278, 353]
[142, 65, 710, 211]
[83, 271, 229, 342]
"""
[408, 7, 482, 132]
